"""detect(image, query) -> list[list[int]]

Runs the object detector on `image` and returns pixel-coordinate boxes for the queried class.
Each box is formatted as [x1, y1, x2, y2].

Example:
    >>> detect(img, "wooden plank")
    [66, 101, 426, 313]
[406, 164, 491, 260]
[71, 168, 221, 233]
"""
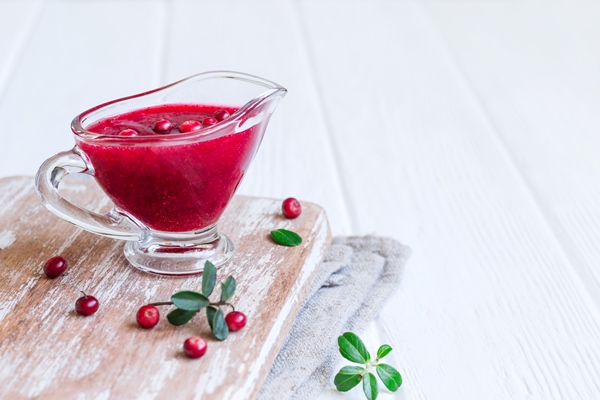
[423, 1, 600, 305]
[163, 0, 353, 235]
[0, 176, 331, 399]
[0, 1, 161, 178]
[297, 1, 600, 399]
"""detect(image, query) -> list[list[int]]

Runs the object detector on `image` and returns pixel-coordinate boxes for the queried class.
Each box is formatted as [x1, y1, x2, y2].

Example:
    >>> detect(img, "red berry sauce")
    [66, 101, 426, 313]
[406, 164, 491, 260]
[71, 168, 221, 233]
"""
[178, 120, 202, 133]
[79, 104, 261, 232]
[202, 117, 218, 126]
[213, 109, 230, 121]
[119, 129, 138, 137]
[153, 118, 172, 133]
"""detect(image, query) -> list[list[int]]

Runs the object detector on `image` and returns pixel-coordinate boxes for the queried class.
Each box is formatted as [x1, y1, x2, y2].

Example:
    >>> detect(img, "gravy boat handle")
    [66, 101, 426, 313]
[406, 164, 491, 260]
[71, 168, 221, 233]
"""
[35, 148, 143, 241]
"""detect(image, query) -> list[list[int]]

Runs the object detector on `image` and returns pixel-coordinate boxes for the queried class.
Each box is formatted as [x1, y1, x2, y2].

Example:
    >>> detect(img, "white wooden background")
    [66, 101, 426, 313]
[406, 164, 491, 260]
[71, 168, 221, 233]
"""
[1, 1, 599, 399]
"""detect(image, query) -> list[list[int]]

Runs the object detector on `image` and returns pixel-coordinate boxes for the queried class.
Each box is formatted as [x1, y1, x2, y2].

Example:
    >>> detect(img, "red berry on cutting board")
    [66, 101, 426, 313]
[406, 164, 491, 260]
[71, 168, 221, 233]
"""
[136, 305, 160, 329]
[43, 256, 68, 279]
[225, 311, 247, 332]
[184, 336, 208, 358]
[282, 198, 302, 219]
[75, 292, 99, 316]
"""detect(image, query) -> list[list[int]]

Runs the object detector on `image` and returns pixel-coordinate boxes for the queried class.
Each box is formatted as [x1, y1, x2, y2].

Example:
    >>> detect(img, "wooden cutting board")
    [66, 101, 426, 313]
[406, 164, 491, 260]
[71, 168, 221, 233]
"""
[0, 176, 331, 399]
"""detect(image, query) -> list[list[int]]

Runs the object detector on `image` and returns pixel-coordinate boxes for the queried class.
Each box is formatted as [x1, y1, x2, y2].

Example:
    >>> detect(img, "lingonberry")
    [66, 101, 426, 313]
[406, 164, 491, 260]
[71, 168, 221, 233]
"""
[75, 292, 99, 316]
[225, 311, 247, 332]
[136, 305, 160, 329]
[178, 120, 202, 133]
[43, 256, 68, 279]
[183, 336, 207, 358]
[202, 117, 218, 126]
[119, 129, 138, 137]
[282, 198, 302, 219]
[153, 119, 172, 133]
[213, 109, 230, 121]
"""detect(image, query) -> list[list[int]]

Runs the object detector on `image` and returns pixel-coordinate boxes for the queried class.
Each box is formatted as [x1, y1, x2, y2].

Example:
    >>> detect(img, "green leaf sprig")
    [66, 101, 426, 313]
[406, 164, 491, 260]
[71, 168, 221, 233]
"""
[334, 332, 402, 400]
[150, 261, 238, 341]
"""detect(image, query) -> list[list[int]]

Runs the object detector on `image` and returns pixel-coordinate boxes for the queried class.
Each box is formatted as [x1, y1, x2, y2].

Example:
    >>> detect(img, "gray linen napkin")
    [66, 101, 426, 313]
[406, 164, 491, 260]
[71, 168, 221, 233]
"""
[259, 235, 410, 399]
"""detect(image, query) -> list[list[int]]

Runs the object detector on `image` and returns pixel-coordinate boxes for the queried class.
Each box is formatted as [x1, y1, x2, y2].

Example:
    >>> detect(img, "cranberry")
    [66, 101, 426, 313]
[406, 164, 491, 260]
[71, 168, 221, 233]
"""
[153, 119, 172, 133]
[178, 120, 202, 133]
[213, 109, 230, 121]
[183, 336, 207, 358]
[119, 129, 138, 137]
[202, 117, 218, 126]
[75, 292, 99, 316]
[225, 311, 247, 331]
[43, 256, 68, 279]
[282, 198, 302, 219]
[136, 305, 160, 329]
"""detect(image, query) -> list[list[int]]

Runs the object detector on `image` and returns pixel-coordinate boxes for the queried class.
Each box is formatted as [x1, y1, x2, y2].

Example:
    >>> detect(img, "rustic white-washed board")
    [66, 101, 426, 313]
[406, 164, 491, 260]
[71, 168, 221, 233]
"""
[0, 176, 331, 399]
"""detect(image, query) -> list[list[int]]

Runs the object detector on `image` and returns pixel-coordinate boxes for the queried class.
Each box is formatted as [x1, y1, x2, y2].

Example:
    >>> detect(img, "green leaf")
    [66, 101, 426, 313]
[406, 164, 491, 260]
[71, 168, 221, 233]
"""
[376, 364, 402, 392]
[202, 261, 217, 297]
[166, 308, 196, 326]
[270, 229, 303, 247]
[220, 276, 236, 302]
[171, 291, 209, 311]
[362, 372, 378, 400]
[338, 332, 370, 363]
[206, 306, 217, 331]
[377, 344, 392, 360]
[333, 366, 363, 392]
[211, 307, 229, 341]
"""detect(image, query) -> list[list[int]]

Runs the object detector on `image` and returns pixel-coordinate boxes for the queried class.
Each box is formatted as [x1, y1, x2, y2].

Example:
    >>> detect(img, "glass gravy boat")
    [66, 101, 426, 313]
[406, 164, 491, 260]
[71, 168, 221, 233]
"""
[35, 71, 287, 276]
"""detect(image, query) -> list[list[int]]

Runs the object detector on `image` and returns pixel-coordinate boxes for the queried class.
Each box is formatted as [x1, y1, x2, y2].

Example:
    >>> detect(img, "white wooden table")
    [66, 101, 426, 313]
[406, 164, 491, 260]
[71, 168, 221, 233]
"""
[1, 1, 599, 399]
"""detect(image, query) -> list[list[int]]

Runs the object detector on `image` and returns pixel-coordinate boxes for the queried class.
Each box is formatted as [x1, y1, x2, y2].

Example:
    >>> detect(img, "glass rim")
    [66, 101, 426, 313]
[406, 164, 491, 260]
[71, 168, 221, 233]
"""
[71, 70, 287, 144]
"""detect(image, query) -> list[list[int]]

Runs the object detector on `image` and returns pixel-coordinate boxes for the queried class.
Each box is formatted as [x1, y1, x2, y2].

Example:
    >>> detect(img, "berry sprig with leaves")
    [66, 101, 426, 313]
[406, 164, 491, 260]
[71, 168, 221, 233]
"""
[149, 261, 240, 340]
[334, 332, 402, 400]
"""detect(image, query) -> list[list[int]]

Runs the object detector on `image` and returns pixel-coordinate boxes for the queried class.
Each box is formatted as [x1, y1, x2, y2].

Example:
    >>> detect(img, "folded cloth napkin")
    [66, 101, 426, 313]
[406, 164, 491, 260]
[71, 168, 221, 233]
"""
[259, 235, 410, 399]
